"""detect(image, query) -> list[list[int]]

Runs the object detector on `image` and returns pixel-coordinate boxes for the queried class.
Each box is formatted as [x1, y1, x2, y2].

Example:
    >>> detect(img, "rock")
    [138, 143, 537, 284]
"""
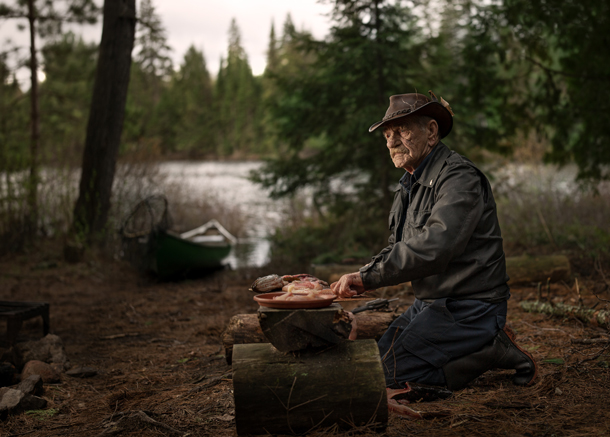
[17, 375, 43, 396]
[0, 387, 10, 399]
[0, 363, 15, 387]
[20, 394, 47, 410]
[21, 360, 60, 384]
[66, 366, 97, 378]
[0, 389, 24, 411]
[19, 334, 70, 370]
[0, 389, 47, 415]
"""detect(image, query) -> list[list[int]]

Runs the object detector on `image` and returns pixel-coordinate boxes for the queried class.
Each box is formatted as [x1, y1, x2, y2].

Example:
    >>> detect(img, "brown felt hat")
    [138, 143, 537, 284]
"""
[368, 90, 454, 138]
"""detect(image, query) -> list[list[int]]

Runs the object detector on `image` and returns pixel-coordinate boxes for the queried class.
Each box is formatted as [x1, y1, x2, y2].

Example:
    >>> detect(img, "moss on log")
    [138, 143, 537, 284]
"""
[232, 340, 388, 435]
[520, 300, 610, 328]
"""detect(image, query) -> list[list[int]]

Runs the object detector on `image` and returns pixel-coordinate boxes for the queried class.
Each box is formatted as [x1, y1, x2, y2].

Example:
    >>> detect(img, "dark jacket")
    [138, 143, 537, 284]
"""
[360, 142, 510, 303]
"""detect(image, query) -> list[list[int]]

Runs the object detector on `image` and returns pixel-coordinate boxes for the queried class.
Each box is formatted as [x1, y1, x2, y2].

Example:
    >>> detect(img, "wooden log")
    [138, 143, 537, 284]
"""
[257, 304, 351, 353]
[223, 311, 396, 365]
[222, 314, 266, 365]
[506, 254, 571, 285]
[355, 311, 396, 340]
[312, 255, 571, 285]
[232, 340, 388, 435]
[520, 300, 610, 329]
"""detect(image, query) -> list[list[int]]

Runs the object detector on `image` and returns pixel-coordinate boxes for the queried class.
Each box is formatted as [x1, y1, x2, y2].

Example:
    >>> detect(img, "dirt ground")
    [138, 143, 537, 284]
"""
[0, 247, 609, 437]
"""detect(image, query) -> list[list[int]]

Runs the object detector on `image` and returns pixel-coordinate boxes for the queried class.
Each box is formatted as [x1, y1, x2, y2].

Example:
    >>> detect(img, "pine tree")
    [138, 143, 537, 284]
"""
[251, 0, 427, 260]
[123, 0, 173, 150]
[39, 33, 98, 164]
[215, 18, 262, 156]
[0, 0, 99, 233]
[153, 45, 215, 154]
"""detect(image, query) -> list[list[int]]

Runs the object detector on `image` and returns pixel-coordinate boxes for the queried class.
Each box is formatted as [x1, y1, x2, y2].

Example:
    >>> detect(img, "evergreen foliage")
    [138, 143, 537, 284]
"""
[472, 0, 610, 180]
[0, 57, 28, 172]
[214, 18, 262, 156]
[154, 45, 215, 154]
[251, 0, 429, 260]
[39, 33, 97, 164]
[123, 0, 173, 152]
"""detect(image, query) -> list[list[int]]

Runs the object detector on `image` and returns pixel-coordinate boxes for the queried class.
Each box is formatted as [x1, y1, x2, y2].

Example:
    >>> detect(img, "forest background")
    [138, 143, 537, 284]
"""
[0, 0, 609, 270]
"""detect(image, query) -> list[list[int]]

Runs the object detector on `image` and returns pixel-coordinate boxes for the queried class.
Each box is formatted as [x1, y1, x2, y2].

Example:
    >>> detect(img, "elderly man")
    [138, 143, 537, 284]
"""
[331, 91, 537, 392]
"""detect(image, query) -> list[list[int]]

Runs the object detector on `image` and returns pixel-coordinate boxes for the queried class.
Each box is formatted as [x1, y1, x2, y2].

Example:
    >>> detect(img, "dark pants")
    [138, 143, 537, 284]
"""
[378, 298, 507, 388]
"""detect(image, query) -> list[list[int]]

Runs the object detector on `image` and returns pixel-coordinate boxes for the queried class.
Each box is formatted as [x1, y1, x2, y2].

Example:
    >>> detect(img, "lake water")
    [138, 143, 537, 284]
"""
[155, 160, 594, 270]
[157, 161, 284, 269]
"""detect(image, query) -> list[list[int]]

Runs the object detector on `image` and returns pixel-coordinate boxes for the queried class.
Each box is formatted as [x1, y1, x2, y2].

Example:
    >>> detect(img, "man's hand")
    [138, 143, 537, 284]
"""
[331, 272, 366, 298]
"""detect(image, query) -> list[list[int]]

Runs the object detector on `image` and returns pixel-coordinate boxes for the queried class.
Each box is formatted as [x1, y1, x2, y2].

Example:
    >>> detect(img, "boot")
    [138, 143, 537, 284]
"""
[495, 325, 539, 386]
[442, 325, 538, 391]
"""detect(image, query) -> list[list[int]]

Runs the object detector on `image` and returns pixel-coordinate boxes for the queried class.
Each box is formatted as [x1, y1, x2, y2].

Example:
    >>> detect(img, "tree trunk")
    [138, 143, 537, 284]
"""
[232, 340, 388, 435]
[70, 0, 136, 247]
[26, 0, 39, 233]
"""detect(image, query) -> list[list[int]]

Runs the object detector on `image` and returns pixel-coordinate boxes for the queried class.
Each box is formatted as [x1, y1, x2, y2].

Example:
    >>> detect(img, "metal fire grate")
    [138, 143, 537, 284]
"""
[0, 301, 50, 345]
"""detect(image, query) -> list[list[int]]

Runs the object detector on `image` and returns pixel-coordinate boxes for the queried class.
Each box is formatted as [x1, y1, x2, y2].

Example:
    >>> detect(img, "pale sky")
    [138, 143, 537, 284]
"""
[0, 0, 334, 86]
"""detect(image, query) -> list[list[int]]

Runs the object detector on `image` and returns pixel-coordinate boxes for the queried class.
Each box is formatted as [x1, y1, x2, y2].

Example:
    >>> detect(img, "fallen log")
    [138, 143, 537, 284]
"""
[222, 311, 396, 364]
[520, 300, 610, 329]
[505, 254, 571, 285]
[312, 254, 571, 285]
[232, 340, 387, 435]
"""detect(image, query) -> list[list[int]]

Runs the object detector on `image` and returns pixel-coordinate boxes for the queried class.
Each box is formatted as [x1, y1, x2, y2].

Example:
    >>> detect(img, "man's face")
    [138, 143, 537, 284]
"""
[383, 118, 436, 173]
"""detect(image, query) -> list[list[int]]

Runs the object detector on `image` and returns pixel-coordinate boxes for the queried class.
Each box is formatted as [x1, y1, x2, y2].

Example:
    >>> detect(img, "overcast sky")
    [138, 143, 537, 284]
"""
[0, 0, 334, 82]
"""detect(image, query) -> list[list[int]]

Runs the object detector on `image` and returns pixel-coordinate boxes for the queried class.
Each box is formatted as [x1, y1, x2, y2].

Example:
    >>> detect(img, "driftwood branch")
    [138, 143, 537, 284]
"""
[520, 300, 610, 329]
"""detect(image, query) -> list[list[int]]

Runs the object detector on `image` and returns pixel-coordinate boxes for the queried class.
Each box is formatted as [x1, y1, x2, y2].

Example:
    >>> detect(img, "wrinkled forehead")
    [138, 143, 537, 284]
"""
[382, 117, 419, 132]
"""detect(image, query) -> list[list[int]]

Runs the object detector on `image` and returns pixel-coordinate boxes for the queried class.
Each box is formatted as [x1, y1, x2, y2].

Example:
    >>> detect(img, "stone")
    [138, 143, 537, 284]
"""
[66, 366, 97, 378]
[19, 334, 70, 370]
[0, 387, 10, 399]
[17, 375, 43, 396]
[20, 394, 47, 410]
[21, 360, 60, 384]
[0, 389, 24, 411]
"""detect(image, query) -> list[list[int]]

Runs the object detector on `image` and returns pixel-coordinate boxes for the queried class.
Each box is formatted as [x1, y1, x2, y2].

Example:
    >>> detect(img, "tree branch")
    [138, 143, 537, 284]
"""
[525, 55, 610, 81]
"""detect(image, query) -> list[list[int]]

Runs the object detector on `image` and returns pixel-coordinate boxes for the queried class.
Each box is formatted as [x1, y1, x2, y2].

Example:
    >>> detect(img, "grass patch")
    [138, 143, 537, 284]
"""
[25, 408, 59, 420]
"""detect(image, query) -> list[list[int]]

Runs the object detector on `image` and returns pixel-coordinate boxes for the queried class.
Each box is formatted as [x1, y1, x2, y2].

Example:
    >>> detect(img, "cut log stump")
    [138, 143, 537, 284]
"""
[232, 340, 388, 435]
[223, 311, 396, 364]
[257, 304, 351, 353]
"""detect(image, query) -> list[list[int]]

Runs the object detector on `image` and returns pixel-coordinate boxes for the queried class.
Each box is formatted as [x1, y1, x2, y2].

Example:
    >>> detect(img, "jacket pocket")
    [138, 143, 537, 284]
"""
[406, 209, 431, 228]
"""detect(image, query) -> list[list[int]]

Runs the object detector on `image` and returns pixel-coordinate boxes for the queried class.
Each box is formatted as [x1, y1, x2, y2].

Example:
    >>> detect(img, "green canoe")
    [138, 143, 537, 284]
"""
[152, 220, 236, 279]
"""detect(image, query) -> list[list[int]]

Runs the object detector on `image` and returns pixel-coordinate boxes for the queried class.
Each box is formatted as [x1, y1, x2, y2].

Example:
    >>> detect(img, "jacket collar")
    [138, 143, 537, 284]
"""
[416, 142, 451, 189]
[392, 142, 452, 192]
